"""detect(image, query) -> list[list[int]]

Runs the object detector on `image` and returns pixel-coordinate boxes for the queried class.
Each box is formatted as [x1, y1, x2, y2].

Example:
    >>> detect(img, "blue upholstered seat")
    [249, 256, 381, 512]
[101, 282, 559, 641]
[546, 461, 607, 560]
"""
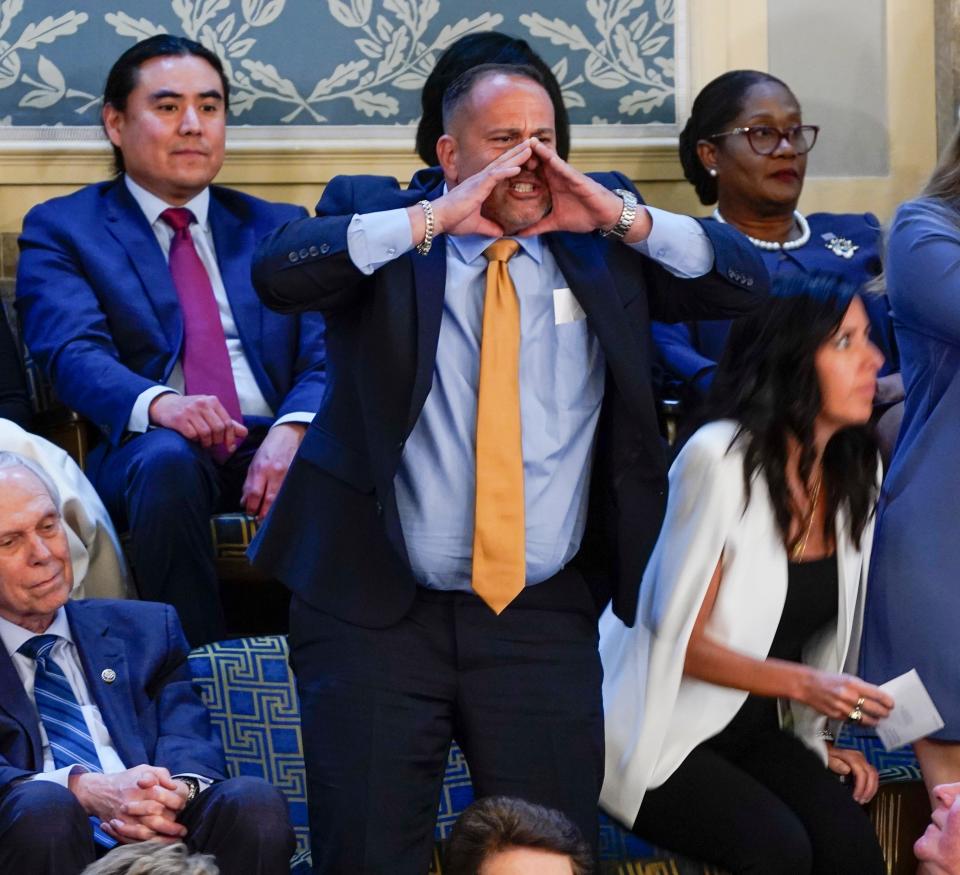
[187, 636, 924, 875]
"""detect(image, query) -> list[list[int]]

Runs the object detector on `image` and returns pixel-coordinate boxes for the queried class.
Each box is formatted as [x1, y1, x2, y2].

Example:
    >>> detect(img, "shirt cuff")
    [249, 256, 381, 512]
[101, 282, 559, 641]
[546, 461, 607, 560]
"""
[347, 209, 415, 275]
[272, 412, 313, 428]
[128, 385, 179, 433]
[28, 764, 85, 787]
[172, 773, 215, 794]
[630, 206, 714, 278]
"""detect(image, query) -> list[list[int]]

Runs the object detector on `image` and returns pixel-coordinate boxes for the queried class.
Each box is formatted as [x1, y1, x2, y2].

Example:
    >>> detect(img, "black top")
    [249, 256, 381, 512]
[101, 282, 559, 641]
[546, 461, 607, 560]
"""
[707, 554, 839, 748]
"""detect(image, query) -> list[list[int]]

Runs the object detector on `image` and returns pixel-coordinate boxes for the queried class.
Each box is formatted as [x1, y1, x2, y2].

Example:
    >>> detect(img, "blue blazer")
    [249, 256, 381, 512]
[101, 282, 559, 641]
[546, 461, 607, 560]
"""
[0, 599, 226, 792]
[652, 212, 896, 397]
[15, 179, 327, 449]
[249, 169, 769, 627]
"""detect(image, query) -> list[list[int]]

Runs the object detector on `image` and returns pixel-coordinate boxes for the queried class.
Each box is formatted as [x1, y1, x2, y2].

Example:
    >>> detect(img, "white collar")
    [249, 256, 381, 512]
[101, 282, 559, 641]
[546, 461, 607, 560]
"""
[124, 174, 210, 229]
[0, 606, 72, 657]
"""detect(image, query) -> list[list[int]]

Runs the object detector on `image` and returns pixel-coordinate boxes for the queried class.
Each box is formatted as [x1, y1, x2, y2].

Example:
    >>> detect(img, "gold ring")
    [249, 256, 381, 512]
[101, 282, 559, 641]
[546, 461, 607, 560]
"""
[848, 707, 863, 723]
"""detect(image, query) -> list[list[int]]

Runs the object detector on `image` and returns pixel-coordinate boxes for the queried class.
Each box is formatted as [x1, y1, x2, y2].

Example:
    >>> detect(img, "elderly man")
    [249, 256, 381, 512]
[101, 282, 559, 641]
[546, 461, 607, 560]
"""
[0, 452, 293, 874]
[250, 61, 768, 872]
[16, 35, 326, 646]
[917, 782, 960, 875]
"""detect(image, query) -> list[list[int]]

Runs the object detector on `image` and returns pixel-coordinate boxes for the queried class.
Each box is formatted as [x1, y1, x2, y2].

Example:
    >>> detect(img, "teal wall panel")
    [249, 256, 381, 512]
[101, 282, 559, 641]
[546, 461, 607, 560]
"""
[0, 0, 679, 127]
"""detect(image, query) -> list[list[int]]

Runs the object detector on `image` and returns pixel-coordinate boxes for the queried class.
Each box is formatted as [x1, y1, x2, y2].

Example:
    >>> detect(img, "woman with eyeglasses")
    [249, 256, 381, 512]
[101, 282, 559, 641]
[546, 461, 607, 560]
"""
[653, 70, 898, 411]
[860, 124, 960, 804]
[601, 273, 891, 874]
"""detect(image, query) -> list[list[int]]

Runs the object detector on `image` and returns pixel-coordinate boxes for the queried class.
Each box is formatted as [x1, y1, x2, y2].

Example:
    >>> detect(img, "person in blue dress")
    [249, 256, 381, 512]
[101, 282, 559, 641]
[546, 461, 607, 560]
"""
[653, 70, 898, 410]
[860, 126, 960, 801]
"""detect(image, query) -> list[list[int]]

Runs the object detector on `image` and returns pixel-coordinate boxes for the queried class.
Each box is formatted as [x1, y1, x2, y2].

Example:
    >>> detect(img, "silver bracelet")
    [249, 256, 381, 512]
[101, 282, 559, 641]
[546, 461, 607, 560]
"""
[599, 188, 639, 240]
[415, 199, 435, 256]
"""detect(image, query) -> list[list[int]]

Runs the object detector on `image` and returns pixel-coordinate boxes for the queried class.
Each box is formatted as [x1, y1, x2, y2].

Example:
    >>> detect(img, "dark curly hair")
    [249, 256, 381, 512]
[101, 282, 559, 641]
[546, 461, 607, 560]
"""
[679, 69, 792, 205]
[416, 32, 570, 166]
[698, 272, 879, 552]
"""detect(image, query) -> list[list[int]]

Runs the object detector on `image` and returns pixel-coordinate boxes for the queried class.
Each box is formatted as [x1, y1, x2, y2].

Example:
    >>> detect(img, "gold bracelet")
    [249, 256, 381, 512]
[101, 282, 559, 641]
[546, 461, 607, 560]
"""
[415, 199, 435, 256]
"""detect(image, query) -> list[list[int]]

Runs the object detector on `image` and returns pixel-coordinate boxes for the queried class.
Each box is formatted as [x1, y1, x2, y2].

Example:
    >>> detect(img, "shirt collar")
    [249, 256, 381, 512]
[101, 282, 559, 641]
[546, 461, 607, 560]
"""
[448, 232, 542, 266]
[0, 607, 72, 657]
[440, 182, 542, 266]
[124, 174, 210, 230]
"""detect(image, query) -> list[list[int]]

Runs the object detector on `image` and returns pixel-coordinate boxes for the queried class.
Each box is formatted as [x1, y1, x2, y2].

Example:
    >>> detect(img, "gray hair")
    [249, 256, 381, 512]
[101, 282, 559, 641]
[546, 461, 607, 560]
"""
[80, 841, 219, 875]
[0, 451, 61, 506]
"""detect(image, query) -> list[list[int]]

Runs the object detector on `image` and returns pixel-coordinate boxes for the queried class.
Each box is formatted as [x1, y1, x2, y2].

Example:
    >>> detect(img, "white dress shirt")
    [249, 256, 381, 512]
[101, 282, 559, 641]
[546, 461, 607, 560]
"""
[124, 175, 309, 433]
[0, 609, 211, 792]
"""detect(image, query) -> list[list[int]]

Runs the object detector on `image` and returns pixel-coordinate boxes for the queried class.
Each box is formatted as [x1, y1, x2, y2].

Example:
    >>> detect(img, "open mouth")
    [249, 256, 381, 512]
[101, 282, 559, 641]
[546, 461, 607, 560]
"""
[508, 180, 541, 196]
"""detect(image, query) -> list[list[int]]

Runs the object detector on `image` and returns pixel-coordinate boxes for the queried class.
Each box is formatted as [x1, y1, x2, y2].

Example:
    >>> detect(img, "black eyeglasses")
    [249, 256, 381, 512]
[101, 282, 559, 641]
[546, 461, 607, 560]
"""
[709, 124, 820, 156]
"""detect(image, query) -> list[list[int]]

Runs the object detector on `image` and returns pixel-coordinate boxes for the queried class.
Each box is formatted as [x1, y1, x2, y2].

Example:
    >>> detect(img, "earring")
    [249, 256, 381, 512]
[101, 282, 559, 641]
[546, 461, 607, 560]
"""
[708, 168, 718, 177]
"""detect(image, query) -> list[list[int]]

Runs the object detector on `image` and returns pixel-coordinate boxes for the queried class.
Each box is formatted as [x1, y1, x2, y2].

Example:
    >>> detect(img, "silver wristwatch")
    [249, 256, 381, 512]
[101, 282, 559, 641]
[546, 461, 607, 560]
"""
[599, 188, 639, 239]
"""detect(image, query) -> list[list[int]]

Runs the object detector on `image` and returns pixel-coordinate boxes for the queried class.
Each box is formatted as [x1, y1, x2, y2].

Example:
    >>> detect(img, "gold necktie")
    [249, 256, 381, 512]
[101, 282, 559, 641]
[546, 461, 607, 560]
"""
[472, 239, 525, 614]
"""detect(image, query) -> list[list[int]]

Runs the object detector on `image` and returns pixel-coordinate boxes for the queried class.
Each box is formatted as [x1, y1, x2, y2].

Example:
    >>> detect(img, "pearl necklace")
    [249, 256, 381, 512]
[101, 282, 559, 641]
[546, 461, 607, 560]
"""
[712, 208, 811, 251]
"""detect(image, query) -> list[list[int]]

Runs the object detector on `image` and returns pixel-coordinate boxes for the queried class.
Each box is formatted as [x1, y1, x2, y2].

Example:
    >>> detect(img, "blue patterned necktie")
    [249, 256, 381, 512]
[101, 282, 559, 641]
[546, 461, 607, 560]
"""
[18, 634, 118, 849]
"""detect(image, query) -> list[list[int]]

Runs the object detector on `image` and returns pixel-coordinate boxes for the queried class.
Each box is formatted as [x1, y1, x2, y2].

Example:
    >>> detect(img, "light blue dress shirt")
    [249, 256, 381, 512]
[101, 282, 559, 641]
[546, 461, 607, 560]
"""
[348, 203, 712, 591]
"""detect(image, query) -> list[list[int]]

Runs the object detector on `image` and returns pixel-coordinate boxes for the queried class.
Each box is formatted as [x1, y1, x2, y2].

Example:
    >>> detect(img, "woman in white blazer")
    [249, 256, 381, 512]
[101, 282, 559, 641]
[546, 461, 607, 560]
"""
[600, 273, 893, 874]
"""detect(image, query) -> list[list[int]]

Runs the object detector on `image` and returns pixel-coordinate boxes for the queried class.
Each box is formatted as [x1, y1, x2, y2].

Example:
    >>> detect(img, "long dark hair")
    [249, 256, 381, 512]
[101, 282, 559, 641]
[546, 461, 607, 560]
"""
[699, 273, 879, 551]
[416, 32, 570, 166]
[678, 69, 792, 205]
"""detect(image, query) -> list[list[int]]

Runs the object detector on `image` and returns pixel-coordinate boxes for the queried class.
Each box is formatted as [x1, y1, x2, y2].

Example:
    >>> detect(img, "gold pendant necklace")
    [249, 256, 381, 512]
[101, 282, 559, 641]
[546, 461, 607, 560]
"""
[791, 472, 823, 561]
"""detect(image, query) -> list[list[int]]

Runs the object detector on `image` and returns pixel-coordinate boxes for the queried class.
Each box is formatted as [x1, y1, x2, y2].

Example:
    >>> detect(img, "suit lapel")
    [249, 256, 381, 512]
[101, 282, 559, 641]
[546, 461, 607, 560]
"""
[209, 192, 262, 354]
[403, 178, 448, 435]
[407, 235, 447, 434]
[66, 603, 148, 768]
[0, 646, 43, 769]
[104, 180, 183, 357]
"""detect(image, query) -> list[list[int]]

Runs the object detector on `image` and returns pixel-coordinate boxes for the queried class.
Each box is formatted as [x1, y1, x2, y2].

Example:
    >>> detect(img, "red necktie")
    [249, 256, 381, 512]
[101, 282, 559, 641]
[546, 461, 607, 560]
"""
[160, 208, 242, 461]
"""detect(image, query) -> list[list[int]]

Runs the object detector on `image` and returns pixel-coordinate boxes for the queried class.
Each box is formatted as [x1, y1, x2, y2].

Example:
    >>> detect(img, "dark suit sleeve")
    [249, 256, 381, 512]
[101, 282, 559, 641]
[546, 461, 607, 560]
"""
[16, 203, 160, 445]
[596, 171, 768, 323]
[252, 175, 417, 316]
[150, 605, 226, 780]
[267, 204, 328, 418]
[0, 306, 31, 428]
[641, 218, 768, 323]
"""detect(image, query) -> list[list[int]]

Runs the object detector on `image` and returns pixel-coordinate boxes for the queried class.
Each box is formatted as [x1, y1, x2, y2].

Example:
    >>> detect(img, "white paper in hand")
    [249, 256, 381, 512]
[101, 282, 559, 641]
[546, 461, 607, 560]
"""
[875, 669, 944, 751]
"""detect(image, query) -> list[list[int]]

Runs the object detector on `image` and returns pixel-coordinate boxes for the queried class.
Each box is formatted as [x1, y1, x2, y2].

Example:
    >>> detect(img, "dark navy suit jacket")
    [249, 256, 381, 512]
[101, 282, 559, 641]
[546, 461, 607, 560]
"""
[249, 169, 769, 627]
[15, 179, 327, 455]
[0, 599, 225, 792]
[652, 212, 896, 398]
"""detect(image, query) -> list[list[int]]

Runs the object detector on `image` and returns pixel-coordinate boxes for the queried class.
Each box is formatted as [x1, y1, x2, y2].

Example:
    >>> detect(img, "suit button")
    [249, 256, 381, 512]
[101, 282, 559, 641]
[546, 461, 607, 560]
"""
[375, 500, 383, 516]
[308, 245, 319, 256]
[320, 242, 330, 254]
[299, 248, 309, 259]
[747, 277, 754, 287]
[288, 251, 299, 263]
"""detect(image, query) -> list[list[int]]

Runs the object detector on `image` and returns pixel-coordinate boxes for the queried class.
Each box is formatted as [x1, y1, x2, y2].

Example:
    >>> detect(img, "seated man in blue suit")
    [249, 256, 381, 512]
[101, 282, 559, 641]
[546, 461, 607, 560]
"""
[250, 63, 769, 873]
[16, 36, 325, 646]
[0, 452, 293, 875]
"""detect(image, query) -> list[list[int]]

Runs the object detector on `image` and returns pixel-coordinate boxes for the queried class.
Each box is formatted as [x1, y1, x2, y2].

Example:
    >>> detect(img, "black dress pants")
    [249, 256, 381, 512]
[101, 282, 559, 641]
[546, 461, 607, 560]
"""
[631, 728, 886, 875]
[89, 420, 270, 647]
[289, 567, 604, 875]
[0, 775, 294, 875]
